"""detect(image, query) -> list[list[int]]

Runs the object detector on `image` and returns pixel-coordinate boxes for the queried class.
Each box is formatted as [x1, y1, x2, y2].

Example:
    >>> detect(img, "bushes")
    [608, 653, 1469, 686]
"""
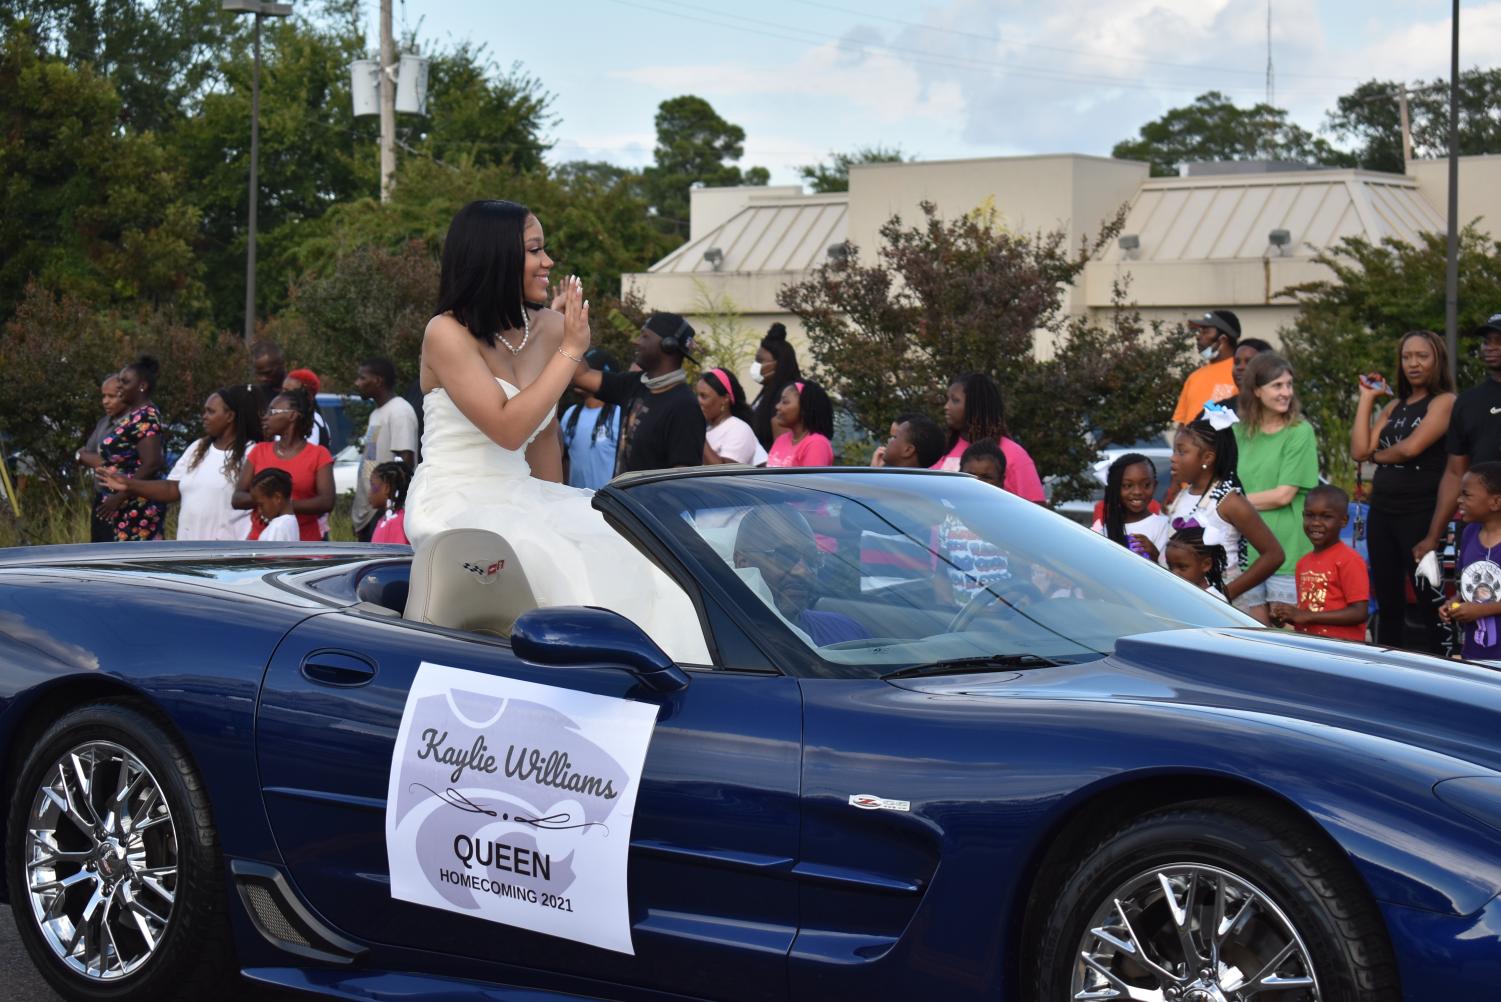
[0, 283, 247, 489]
[264, 240, 437, 394]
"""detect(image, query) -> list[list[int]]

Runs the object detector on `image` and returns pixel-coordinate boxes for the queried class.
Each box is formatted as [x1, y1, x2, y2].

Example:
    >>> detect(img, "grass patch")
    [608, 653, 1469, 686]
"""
[1, 481, 359, 546]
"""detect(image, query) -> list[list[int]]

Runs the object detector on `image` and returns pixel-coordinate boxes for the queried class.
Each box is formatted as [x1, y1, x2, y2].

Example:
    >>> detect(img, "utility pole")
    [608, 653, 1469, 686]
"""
[247, 14, 262, 340]
[1444, 0, 1460, 387]
[223, 0, 293, 346]
[1397, 86, 1414, 164]
[379, 0, 396, 202]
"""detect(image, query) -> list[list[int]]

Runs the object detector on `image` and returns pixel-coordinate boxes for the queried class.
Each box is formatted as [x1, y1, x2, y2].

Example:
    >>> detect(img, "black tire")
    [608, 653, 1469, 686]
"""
[6, 701, 234, 1001]
[1032, 797, 1399, 1001]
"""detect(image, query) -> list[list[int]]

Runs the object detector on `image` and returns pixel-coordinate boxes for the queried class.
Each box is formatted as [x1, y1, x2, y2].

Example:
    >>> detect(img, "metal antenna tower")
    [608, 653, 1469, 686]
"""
[1266, 0, 1275, 107]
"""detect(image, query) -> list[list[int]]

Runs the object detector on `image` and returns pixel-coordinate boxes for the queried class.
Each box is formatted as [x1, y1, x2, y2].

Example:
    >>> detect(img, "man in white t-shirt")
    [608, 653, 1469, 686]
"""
[351, 357, 419, 542]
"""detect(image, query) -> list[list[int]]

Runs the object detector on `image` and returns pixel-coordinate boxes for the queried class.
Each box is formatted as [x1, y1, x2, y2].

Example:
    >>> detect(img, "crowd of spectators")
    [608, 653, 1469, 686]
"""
[63, 303, 1501, 661]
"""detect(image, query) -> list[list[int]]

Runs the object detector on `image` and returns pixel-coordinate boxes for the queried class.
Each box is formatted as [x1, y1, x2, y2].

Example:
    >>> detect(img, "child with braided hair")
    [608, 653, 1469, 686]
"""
[248, 468, 299, 541]
[368, 461, 411, 545]
[1164, 526, 1229, 600]
[1092, 453, 1171, 561]
[1163, 402, 1283, 618]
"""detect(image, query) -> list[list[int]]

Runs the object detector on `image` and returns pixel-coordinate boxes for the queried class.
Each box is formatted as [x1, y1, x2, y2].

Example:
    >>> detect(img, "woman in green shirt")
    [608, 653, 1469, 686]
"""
[1233, 352, 1321, 624]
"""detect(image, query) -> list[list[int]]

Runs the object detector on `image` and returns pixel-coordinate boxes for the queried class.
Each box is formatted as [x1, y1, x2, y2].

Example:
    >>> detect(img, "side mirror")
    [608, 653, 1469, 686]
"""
[510, 606, 691, 694]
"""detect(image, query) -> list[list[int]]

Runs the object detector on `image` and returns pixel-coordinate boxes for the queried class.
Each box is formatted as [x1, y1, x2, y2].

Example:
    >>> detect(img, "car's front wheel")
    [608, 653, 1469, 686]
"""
[1033, 798, 1399, 1001]
[6, 702, 233, 1000]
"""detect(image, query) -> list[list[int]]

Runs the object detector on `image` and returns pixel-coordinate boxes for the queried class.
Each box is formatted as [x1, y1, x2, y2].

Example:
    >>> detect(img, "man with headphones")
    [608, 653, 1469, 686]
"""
[572, 312, 707, 474]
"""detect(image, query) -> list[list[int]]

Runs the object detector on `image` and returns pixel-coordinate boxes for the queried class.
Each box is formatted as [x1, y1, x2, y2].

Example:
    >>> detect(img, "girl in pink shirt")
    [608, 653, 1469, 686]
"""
[368, 461, 411, 545]
[766, 381, 836, 467]
[933, 372, 1045, 502]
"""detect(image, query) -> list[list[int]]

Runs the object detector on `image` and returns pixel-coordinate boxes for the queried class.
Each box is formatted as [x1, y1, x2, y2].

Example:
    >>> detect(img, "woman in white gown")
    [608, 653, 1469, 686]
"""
[405, 200, 710, 664]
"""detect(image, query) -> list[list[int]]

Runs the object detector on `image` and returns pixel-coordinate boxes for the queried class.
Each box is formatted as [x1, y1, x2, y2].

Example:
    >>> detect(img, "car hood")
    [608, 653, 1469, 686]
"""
[893, 628, 1501, 771]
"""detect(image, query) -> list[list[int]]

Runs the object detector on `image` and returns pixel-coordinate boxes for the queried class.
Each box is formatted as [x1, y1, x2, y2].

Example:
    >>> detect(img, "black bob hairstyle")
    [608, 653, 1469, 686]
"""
[437, 200, 537, 347]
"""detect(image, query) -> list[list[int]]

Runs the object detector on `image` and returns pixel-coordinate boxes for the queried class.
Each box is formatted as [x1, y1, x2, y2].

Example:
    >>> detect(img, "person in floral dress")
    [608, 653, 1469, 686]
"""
[96, 356, 166, 541]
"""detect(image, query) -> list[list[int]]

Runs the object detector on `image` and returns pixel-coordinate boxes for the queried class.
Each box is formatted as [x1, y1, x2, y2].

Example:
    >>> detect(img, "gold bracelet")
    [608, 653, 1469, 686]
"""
[558, 346, 584, 364]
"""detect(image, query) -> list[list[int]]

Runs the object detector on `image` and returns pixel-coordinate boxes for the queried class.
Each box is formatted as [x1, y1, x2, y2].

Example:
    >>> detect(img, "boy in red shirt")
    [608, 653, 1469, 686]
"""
[1270, 484, 1370, 641]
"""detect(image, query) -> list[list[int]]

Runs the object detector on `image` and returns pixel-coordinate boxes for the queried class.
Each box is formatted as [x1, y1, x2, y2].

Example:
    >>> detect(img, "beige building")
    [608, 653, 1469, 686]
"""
[624, 153, 1501, 358]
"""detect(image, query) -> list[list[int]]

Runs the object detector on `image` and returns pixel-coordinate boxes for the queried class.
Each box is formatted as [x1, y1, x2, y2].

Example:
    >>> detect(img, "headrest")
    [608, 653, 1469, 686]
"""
[403, 528, 537, 637]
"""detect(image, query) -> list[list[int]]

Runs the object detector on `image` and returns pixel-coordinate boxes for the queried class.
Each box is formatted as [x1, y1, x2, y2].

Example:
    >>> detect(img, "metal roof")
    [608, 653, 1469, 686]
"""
[1102, 169, 1444, 264]
[650, 194, 848, 275]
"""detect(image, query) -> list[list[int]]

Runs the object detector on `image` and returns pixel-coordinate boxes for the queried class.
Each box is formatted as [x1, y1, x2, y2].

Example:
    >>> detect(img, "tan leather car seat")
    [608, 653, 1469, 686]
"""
[403, 528, 537, 638]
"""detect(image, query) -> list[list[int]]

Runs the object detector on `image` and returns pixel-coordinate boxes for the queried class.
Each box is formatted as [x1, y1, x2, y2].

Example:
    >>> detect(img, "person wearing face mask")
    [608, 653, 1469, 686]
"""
[748, 323, 803, 448]
[1201, 337, 1273, 417]
[1173, 310, 1241, 428]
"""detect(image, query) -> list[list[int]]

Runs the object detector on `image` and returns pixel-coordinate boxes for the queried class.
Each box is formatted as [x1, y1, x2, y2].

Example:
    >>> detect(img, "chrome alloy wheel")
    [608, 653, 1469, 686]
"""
[23, 740, 177, 981]
[1071, 862, 1320, 1001]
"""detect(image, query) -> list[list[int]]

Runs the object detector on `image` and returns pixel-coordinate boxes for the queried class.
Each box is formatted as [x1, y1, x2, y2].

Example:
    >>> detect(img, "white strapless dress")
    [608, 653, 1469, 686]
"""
[405, 379, 711, 664]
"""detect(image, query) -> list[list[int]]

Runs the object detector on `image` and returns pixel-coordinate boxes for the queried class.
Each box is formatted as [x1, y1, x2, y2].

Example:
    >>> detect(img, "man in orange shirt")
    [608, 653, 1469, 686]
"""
[1172, 310, 1241, 427]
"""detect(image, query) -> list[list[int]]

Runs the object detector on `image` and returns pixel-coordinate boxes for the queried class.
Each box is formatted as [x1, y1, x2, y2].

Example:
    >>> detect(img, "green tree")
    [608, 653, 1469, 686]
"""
[0, 32, 204, 320]
[4, 1, 558, 332]
[2, 0, 247, 134]
[296, 155, 676, 306]
[1326, 69, 1501, 173]
[778, 202, 1190, 498]
[1113, 91, 1356, 177]
[169, 11, 376, 329]
[398, 43, 554, 171]
[642, 95, 768, 237]
[262, 239, 438, 394]
[1280, 227, 1501, 487]
[798, 144, 910, 193]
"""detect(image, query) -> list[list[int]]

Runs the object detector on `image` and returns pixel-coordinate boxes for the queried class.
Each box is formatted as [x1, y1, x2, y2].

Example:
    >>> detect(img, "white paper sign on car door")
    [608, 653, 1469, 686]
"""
[384, 662, 658, 955]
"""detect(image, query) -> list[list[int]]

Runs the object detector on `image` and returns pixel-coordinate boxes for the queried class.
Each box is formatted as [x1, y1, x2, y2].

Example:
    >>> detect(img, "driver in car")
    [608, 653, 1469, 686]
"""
[733, 507, 870, 647]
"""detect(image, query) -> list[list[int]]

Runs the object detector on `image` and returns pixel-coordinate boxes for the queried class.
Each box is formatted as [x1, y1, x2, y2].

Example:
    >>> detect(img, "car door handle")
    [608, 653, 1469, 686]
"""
[300, 650, 377, 687]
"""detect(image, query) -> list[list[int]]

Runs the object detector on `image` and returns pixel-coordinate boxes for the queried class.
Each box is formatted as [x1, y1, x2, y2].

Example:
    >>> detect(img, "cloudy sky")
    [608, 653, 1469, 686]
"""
[367, 0, 1494, 184]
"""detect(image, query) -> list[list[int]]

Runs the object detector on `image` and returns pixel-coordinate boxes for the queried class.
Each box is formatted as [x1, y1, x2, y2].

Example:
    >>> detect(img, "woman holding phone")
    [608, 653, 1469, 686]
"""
[1350, 330, 1455, 652]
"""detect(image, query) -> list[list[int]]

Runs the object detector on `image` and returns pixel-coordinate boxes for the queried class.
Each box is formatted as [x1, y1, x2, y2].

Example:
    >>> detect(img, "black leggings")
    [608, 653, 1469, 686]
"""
[1366, 506, 1442, 654]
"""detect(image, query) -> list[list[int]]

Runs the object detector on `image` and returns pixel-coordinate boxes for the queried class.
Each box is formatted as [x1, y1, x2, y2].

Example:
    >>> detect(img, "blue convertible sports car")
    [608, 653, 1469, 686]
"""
[1, 467, 1500, 1002]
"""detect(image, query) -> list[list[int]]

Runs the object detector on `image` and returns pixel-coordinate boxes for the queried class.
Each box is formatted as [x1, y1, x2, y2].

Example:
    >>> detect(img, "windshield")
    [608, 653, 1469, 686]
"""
[630, 472, 1255, 678]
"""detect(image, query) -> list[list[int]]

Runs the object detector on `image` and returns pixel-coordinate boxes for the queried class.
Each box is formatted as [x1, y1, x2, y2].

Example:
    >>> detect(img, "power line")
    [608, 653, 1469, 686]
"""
[598, 0, 1346, 100]
[786, 0, 1363, 82]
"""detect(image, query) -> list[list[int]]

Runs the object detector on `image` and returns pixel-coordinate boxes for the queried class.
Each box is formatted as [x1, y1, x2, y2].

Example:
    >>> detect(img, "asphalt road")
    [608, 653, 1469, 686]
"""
[0, 909, 300, 1001]
[0, 911, 63, 1002]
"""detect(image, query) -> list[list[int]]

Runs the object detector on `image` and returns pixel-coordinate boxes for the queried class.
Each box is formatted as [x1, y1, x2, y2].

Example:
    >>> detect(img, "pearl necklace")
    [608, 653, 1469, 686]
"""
[495, 305, 531, 356]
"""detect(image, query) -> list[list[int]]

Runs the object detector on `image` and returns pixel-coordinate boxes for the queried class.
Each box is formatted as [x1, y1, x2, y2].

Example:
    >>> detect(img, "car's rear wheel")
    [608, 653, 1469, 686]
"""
[1033, 798, 1399, 1001]
[6, 702, 233, 1000]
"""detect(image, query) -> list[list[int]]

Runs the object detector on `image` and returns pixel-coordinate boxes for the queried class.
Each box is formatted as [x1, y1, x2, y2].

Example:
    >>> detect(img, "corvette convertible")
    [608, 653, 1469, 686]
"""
[1, 466, 1499, 1002]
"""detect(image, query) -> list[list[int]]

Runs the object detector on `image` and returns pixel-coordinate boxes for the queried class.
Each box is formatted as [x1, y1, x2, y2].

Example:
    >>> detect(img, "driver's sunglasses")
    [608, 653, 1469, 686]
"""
[752, 544, 824, 572]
